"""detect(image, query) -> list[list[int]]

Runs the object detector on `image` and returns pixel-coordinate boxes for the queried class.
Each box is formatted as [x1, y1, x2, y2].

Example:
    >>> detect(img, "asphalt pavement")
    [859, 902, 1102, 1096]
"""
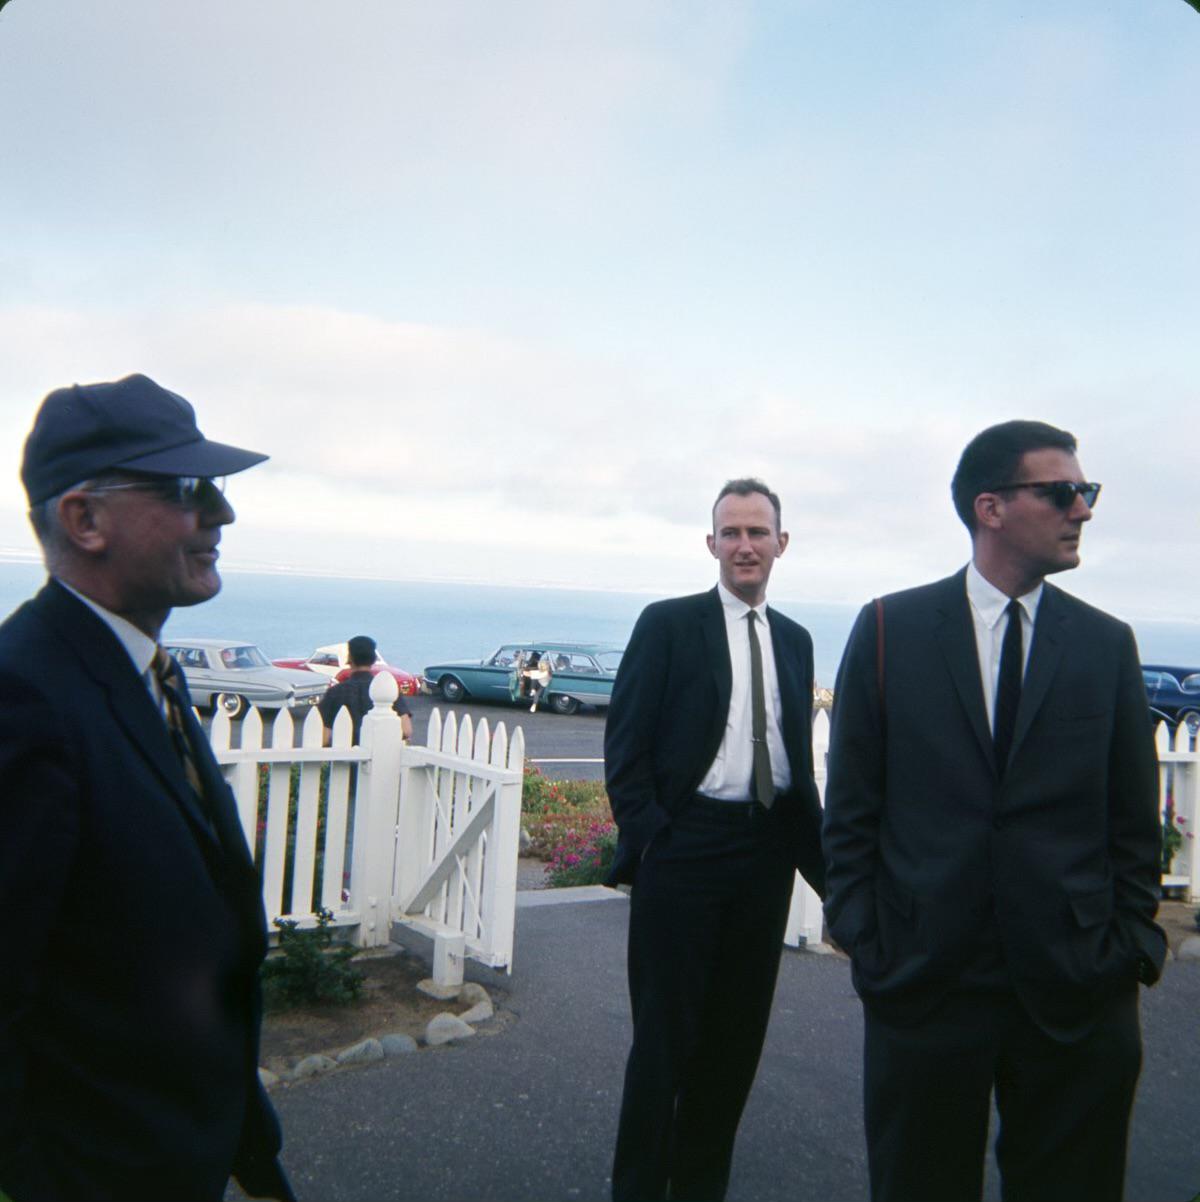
[407, 693, 607, 781]
[253, 893, 1200, 1202]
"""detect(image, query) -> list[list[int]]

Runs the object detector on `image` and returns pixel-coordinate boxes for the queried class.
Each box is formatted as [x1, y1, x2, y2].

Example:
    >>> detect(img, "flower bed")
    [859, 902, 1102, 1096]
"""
[521, 765, 616, 887]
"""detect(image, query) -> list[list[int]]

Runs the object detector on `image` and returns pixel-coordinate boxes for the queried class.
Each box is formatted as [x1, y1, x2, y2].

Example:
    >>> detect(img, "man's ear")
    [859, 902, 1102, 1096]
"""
[974, 492, 1004, 532]
[776, 530, 789, 557]
[706, 532, 718, 559]
[56, 492, 109, 554]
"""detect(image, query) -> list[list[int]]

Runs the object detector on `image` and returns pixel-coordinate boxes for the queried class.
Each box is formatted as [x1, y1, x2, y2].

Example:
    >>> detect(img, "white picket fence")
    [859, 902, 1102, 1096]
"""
[1155, 719, 1199, 903]
[206, 673, 525, 972]
[783, 708, 830, 947]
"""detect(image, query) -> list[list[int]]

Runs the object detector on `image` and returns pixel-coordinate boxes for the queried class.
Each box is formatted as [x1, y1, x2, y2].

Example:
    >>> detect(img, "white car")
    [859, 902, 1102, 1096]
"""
[163, 638, 329, 719]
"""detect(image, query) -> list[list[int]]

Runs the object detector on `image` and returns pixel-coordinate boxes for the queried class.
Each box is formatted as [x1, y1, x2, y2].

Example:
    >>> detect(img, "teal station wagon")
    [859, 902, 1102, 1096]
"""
[423, 642, 624, 715]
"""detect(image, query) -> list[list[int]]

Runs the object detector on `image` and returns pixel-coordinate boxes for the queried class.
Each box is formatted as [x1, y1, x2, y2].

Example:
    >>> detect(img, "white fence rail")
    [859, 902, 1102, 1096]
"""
[1155, 720, 1199, 903]
[206, 674, 526, 971]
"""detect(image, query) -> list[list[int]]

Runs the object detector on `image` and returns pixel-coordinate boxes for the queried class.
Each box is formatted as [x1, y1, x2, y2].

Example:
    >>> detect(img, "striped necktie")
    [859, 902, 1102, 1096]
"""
[152, 645, 206, 798]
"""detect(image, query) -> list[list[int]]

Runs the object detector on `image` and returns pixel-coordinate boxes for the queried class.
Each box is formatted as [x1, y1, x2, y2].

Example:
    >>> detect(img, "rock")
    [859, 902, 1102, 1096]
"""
[257, 1067, 279, 1089]
[336, 1038, 384, 1065]
[519, 827, 532, 852]
[417, 978, 462, 1001]
[292, 1054, 337, 1079]
[460, 995, 494, 1024]
[1177, 935, 1200, 962]
[454, 982, 494, 1022]
[425, 1012, 476, 1046]
[380, 1033, 419, 1056]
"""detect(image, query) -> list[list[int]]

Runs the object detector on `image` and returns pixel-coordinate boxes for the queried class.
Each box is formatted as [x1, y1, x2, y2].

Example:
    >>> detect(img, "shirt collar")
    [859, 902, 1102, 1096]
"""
[55, 578, 159, 676]
[966, 561, 1043, 630]
[716, 580, 769, 622]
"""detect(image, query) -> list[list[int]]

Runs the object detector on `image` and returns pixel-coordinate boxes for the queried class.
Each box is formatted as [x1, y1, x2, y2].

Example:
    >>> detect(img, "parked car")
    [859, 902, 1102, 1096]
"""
[423, 642, 624, 715]
[1141, 664, 1200, 730]
[163, 638, 330, 719]
[271, 643, 422, 696]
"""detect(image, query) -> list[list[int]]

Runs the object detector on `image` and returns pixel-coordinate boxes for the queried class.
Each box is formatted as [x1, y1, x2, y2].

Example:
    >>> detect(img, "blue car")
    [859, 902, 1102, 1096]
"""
[423, 642, 624, 715]
[1142, 664, 1200, 731]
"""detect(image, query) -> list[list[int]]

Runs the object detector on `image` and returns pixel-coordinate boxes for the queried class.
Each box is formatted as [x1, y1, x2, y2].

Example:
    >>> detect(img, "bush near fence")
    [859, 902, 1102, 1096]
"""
[521, 764, 616, 886]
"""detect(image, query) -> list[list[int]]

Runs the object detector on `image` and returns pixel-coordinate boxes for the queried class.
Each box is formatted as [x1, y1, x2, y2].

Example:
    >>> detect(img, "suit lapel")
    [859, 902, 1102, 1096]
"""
[931, 570, 995, 769]
[767, 608, 805, 772]
[39, 583, 224, 852]
[699, 587, 733, 765]
[1008, 583, 1066, 765]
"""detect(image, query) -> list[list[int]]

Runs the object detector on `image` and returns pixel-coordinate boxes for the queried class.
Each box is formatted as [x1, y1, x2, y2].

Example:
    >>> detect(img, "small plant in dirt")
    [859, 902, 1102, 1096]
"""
[544, 820, 618, 887]
[261, 907, 364, 1010]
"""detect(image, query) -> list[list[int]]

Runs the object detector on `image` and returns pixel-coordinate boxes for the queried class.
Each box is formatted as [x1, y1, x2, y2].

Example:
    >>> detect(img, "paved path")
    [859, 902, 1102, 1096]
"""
[250, 895, 1200, 1202]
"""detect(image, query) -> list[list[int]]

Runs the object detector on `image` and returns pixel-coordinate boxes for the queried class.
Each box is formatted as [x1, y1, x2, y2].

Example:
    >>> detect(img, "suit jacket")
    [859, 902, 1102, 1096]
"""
[0, 581, 290, 1201]
[822, 568, 1166, 1038]
[604, 587, 825, 894]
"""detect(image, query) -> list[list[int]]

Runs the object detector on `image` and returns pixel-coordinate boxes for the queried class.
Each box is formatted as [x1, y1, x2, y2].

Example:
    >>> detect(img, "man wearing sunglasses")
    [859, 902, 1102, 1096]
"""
[823, 420, 1164, 1202]
[0, 375, 293, 1200]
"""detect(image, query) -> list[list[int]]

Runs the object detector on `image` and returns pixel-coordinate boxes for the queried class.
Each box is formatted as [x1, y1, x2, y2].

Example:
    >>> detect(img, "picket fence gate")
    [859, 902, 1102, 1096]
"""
[206, 673, 525, 975]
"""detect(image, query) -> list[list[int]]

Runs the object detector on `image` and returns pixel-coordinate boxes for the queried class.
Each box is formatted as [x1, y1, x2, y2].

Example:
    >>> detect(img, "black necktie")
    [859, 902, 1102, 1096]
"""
[993, 599, 1023, 775]
[747, 611, 775, 808]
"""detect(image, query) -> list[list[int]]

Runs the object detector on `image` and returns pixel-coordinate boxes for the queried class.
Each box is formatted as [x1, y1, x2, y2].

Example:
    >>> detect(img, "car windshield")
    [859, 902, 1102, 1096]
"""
[220, 645, 269, 669]
[596, 650, 624, 671]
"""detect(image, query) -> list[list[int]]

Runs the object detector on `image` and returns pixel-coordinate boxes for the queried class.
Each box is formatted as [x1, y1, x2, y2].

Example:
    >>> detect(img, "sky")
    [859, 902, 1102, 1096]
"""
[0, 1, 1197, 618]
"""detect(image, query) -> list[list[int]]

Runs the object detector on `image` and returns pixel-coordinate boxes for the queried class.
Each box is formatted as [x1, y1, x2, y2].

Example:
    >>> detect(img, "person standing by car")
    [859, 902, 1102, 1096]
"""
[319, 633, 413, 743]
[604, 477, 825, 1202]
[823, 420, 1165, 1202]
[0, 374, 292, 1201]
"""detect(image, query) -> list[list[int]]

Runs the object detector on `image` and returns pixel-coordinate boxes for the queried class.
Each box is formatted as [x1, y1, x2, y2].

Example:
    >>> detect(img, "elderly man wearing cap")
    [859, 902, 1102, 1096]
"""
[0, 375, 293, 1201]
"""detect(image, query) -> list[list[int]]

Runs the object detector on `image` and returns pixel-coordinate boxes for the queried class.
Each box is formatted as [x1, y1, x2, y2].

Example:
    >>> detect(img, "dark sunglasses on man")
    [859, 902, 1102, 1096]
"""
[986, 480, 1101, 510]
[83, 475, 228, 510]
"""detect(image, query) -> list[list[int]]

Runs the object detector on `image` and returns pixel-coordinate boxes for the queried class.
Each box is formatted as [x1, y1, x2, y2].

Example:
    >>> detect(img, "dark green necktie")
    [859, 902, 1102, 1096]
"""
[747, 611, 775, 808]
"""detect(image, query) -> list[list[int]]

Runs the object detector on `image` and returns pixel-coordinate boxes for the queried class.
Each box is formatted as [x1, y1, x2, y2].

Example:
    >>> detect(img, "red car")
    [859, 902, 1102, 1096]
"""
[271, 643, 422, 697]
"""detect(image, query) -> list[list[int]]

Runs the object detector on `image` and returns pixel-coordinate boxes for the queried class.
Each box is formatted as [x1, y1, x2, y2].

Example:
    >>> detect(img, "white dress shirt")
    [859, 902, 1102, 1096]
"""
[697, 581, 793, 800]
[965, 561, 1042, 733]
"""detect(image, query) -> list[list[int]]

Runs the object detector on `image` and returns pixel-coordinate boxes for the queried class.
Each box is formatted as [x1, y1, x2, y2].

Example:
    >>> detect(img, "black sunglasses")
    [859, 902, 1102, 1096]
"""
[84, 476, 227, 509]
[986, 480, 1101, 510]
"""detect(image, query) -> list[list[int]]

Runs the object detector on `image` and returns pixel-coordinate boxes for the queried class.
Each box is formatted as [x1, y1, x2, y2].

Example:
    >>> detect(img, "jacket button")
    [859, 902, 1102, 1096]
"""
[992, 816, 1004, 831]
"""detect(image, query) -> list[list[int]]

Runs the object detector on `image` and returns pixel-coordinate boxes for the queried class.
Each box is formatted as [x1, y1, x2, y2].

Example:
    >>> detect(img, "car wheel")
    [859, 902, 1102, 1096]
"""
[216, 692, 247, 720]
[1179, 710, 1200, 742]
[548, 693, 580, 716]
[439, 677, 466, 703]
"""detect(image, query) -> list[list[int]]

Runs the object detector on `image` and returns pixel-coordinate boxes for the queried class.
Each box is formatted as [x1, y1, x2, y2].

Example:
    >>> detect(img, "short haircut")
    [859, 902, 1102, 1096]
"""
[951, 421, 1077, 533]
[347, 635, 378, 667]
[712, 478, 782, 533]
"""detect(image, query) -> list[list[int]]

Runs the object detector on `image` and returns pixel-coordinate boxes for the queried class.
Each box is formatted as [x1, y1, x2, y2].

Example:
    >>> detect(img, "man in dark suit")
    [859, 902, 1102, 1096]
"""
[606, 478, 825, 1202]
[823, 421, 1165, 1202]
[0, 375, 293, 1201]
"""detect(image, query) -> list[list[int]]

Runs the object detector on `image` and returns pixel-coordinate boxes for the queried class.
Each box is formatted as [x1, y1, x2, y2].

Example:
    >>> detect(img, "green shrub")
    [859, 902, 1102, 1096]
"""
[261, 907, 364, 1010]
[544, 820, 618, 887]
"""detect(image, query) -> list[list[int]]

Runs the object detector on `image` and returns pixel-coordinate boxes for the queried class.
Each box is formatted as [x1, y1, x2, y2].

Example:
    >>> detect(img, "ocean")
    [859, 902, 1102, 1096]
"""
[1, 560, 1198, 689]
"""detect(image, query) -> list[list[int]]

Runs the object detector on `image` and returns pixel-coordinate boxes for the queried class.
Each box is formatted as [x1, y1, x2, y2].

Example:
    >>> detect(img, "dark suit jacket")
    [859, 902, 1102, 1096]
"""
[604, 587, 825, 894]
[0, 581, 289, 1201]
[822, 568, 1166, 1038]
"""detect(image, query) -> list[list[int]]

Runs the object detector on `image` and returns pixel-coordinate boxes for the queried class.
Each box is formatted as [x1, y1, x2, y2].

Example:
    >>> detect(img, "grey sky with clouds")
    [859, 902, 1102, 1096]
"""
[1, 1, 1197, 618]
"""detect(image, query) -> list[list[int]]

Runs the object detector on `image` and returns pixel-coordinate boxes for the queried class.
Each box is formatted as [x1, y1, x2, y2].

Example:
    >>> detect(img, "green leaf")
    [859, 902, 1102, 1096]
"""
[1182, 0, 1200, 13]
